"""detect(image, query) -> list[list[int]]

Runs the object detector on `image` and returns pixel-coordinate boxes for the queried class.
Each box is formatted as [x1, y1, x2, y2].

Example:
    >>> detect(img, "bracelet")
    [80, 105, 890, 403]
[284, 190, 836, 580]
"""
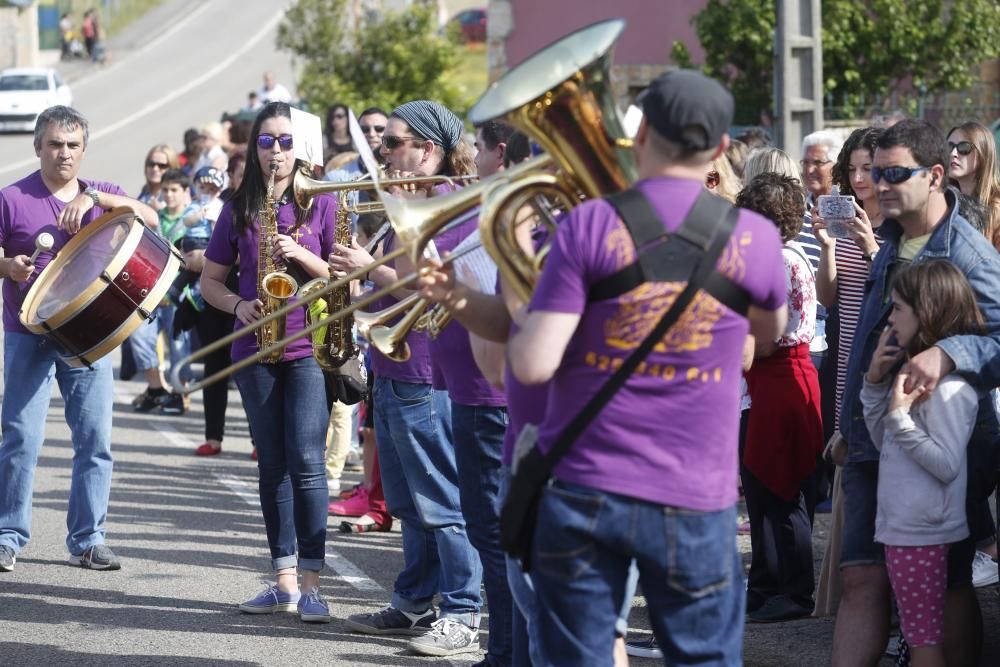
[233, 298, 245, 315]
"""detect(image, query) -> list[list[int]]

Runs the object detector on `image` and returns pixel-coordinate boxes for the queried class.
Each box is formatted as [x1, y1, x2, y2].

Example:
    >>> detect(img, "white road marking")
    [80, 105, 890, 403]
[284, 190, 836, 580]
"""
[0, 8, 285, 179]
[324, 551, 384, 592]
[137, 407, 385, 594]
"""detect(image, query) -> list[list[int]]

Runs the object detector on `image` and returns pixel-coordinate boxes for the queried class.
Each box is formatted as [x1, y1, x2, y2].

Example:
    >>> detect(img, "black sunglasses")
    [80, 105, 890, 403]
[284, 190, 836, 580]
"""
[257, 133, 294, 150]
[145, 160, 169, 169]
[360, 124, 386, 134]
[381, 135, 420, 150]
[871, 166, 930, 185]
[949, 141, 974, 156]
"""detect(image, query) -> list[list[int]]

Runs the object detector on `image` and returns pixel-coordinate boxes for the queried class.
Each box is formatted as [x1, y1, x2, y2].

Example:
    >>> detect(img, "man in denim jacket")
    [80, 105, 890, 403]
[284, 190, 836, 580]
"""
[833, 119, 1000, 667]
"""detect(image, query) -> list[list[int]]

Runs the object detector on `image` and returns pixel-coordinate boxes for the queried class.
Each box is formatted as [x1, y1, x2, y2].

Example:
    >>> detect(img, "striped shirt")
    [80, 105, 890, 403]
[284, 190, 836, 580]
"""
[833, 234, 883, 428]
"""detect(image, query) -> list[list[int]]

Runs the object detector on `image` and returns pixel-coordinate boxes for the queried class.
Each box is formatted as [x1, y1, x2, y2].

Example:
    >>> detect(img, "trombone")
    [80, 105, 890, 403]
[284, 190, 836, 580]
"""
[293, 169, 479, 212]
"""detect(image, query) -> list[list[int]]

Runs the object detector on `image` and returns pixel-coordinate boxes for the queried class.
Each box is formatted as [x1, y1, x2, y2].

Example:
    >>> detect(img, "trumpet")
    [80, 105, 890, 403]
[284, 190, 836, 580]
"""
[170, 231, 483, 394]
[293, 169, 478, 212]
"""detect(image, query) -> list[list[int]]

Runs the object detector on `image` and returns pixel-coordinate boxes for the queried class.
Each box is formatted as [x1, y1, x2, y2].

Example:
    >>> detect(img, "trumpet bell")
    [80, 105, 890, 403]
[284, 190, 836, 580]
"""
[368, 325, 411, 363]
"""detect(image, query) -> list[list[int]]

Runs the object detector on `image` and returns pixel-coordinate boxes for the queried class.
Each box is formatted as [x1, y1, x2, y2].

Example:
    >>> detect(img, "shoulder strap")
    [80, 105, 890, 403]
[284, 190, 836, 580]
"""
[541, 194, 741, 470]
[590, 189, 751, 315]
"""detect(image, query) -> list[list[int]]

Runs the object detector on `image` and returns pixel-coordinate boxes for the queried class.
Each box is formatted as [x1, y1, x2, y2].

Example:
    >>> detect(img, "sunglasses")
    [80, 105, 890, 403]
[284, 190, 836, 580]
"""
[332, 113, 347, 119]
[949, 141, 974, 156]
[360, 124, 386, 134]
[381, 135, 420, 150]
[871, 165, 930, 184]
[145, 160, 169, 169]
[257, 133, 294, 150]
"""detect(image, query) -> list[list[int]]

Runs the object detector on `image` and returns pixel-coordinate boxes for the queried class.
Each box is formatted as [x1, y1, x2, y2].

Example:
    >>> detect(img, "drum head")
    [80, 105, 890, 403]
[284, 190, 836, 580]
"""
[21, 209, 137, 329]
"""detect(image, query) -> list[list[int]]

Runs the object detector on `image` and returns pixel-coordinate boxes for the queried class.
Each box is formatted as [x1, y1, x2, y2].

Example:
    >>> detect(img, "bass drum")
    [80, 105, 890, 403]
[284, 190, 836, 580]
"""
[19, 206, 182, 368]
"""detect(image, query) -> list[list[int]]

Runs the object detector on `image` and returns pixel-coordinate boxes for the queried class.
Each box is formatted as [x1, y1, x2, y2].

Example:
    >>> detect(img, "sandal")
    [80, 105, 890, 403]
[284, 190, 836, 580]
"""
[339, 514, 392, 534]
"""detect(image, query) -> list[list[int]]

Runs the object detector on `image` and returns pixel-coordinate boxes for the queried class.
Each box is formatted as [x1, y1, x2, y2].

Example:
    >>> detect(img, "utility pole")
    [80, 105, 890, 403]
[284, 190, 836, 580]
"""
[774, 0, 823, 153]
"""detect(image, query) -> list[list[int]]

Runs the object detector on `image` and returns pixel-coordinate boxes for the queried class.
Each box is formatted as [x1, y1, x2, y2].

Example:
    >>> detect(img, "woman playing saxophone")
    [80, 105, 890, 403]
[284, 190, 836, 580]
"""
[200, 101, 338, 622]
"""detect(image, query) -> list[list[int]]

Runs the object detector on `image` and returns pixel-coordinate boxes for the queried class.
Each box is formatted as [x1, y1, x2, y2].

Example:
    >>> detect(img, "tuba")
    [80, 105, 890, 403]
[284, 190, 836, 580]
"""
[257, 162, 299, 362]
[469, 18, 637, 302]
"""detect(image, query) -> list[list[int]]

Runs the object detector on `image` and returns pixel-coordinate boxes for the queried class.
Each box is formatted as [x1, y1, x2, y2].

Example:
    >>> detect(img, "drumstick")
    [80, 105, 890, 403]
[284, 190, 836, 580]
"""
[28, 233, 55, 264]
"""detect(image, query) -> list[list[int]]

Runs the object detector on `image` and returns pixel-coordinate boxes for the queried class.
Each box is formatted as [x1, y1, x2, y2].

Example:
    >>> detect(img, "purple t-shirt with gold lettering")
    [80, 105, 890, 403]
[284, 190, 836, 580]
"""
[205, 193, 336, 363]
[529, 177, 786, 510]
[0, 170, 127, 334]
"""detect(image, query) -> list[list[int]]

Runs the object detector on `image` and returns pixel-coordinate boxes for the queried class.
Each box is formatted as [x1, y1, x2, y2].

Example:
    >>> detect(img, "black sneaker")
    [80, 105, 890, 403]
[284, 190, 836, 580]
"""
[130, 388, 150, 408]
[159, 393, 186, 415]
[68, 544, 121, 571]
[344, 605, 436, 636]
[0, 545, 15, 572]
[626, 636, 663, 659]
[134, 388, 169, 413]
[747, 594, 812, 623]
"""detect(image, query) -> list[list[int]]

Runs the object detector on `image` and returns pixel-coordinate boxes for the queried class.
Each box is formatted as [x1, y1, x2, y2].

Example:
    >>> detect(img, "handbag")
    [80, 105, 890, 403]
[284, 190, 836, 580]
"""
[500, 188, 744, 569]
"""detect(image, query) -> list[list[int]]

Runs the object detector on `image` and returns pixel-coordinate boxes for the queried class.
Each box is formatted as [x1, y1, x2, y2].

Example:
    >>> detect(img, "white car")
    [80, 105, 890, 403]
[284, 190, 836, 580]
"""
[0, 67, 73, 133]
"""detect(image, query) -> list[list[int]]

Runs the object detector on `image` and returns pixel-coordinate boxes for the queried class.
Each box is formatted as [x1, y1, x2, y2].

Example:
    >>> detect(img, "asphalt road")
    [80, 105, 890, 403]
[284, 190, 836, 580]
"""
[1, 0, 999, 664]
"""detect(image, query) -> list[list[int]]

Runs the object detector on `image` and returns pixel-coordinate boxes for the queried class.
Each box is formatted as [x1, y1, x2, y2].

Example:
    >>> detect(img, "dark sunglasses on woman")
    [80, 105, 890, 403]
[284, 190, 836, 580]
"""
[145, 160, 169, 169]
[257, 133, 294, 150]
[949, 141, 974, 156]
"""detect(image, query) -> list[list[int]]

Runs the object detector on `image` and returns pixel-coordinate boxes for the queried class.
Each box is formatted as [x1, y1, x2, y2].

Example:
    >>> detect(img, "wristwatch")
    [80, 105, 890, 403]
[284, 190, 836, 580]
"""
[83, 186, 100, 206]
[863, 247, 878, 263]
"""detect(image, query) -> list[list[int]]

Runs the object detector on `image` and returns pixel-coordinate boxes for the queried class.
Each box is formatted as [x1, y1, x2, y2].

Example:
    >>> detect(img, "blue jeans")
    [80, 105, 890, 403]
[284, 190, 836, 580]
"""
[234, 358, 328, 571]
[453, 403, 511, 664]
[373, 376, 482, 625]
[129, 305, 192, 383]
[532, 480, 745, 666]
[0, 331, 114, 556]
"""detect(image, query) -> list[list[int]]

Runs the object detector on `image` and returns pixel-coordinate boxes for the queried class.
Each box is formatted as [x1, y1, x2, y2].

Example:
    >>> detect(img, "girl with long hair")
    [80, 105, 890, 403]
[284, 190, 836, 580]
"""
[863, 260, 983, 667]
[138, 143, 180, 212]
[201, 102, 338, 622]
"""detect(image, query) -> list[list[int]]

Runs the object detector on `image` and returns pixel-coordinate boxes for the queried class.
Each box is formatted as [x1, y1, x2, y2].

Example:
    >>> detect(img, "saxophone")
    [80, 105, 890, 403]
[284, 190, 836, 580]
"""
[301, 186, 356, 370]
[256, 161, 299, 362]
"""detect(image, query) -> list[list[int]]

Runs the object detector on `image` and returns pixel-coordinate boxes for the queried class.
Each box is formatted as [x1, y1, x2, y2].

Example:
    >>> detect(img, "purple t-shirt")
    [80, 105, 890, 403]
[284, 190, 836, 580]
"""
[368, 229, 435, 384]
[205, 193, 336, 363]
[529, 177, 786, 510]
[0, 171, 127, 334]
[428, 216, 506, 407]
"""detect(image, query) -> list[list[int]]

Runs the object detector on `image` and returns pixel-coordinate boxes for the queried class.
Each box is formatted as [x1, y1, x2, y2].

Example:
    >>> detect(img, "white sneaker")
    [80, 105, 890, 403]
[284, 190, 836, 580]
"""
[972, 550, 998, 588]
[408, 618, 479, 656]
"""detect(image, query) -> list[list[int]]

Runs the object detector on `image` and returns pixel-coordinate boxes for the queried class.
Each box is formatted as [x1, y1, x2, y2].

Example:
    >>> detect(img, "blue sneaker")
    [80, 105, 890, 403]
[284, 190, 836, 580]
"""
[298, 586, 331, 623]
[238, 584, 301, 614]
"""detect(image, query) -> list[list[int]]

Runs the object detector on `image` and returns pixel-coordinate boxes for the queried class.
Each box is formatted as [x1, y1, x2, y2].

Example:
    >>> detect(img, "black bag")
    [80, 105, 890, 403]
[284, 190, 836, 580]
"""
[500, 189, 744, 569]
[324, 356, 370, 405]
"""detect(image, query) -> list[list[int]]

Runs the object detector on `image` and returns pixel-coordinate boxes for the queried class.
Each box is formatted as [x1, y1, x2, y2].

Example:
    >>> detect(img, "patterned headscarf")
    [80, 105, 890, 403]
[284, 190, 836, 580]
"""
[391, 100, 464, 152]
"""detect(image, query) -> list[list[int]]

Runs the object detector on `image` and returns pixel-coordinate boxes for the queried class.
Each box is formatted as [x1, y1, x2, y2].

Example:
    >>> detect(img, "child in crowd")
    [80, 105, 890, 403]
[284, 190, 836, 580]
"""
[185, 167, 225, 241]
[159, 169, 197, 247]
[862, 259, 982, 667]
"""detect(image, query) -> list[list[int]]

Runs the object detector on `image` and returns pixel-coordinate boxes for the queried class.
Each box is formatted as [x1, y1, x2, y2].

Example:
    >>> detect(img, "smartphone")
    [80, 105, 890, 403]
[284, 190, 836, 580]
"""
[817, 193, 856, 239]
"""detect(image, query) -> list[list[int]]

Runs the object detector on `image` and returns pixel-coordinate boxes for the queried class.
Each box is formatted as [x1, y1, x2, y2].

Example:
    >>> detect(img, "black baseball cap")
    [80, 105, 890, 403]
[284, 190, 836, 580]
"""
[640, 69, 734, 151]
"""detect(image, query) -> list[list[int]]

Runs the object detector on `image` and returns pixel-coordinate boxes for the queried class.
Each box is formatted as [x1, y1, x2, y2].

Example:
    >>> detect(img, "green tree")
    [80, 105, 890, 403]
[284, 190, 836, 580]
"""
[683, 0, 1000, 124]
[277, 0, 471, 120]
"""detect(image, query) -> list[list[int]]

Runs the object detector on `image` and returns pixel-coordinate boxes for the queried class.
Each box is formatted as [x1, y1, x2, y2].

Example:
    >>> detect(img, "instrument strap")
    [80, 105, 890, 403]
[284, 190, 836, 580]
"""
[589, 189, 751, 317]
[539, 188, 741, 473]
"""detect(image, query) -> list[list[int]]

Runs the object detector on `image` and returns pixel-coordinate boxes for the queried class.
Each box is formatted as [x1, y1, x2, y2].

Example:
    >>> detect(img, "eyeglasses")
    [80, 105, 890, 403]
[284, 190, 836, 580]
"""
[871, 165, 930, 184]
[360, 124, 386, 135]
[381, 135, 420, 150]
[257, 133, 294, 150]
[332, 113, 347, 119]
[145, 160, 169, 169]
[800, 159, 832, 169]
[949, 141, 974, 156]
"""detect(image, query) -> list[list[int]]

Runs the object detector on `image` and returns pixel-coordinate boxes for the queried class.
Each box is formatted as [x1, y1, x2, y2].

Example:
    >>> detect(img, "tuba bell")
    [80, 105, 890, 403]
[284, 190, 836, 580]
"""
[468, 18, 638, 302]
